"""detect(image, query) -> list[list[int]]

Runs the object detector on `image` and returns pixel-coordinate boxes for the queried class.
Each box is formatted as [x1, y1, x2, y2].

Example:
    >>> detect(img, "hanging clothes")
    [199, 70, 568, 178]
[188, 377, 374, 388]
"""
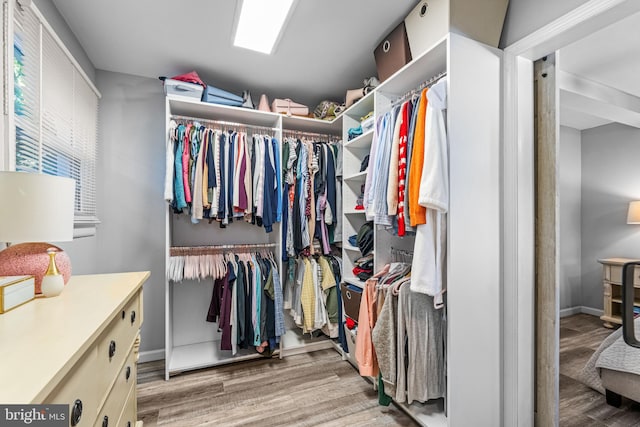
[286, 253, 340, 338]
[282, 137, 341, 257]
[354, 264, 392, 377]
[409, 88, 429, 226]
[164, 118, 281, 233]
[411, 77, 448, 309]
[169, 247, 283, 355]
[352, 261, 447, 406]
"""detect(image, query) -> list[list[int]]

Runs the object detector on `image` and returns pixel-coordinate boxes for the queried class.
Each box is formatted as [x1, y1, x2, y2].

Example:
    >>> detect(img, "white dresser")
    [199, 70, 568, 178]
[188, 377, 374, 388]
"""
[0, 271, 149, 427]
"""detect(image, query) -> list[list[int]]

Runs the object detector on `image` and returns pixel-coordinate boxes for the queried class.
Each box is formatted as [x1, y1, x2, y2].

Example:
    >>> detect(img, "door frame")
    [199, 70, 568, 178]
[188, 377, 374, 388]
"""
[502, 0, 640, 425]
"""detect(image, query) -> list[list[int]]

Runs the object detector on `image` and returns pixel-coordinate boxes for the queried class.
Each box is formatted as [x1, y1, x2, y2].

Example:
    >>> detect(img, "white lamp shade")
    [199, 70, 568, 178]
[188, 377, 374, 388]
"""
[628, 201, 640, 224]
[0, 172, 76, 243]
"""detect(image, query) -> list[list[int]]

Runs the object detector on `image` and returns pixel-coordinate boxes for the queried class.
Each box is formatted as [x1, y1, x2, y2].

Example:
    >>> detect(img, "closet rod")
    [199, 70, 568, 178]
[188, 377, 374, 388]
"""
[171, 115, 278, 133]
[390, 246, 414, 263]
[170, 243, 277, 256]
[282, 129, 340, 141]
[391, 71, 447, 106]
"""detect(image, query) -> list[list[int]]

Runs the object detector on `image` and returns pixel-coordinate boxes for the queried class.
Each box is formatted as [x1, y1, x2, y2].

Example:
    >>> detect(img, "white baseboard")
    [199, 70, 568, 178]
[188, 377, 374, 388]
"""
[580, 306, 603, 317]
[559, 306, 603, 318]
[559, 306, 581, 318]
[139, 349, 164, 363]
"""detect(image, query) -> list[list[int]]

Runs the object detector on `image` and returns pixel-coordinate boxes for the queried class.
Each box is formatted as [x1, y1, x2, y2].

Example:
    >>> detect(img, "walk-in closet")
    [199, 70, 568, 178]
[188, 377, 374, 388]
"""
[157, 26, 502, 424]
[7, 0, 632, 426]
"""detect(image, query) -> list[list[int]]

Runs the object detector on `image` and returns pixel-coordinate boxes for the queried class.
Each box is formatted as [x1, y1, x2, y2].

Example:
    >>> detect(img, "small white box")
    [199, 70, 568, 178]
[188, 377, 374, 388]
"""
[0, 275, 35, 313]
[344, 323, 359, 369]
[405, 0, 449, 59]
[163, 79, 204, 100]
[405, 0, 508, 57]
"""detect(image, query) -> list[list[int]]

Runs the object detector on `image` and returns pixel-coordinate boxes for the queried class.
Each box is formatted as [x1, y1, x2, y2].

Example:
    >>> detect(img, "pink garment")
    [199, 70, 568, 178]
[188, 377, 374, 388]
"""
[355, 264, 390, 377]
[182, 124, 192, 203]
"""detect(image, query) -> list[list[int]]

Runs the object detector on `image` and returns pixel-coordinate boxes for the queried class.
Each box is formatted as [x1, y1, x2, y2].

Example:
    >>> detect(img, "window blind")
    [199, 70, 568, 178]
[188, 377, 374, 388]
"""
[13, 1, 99, 223]
[13, 4, 40, 174]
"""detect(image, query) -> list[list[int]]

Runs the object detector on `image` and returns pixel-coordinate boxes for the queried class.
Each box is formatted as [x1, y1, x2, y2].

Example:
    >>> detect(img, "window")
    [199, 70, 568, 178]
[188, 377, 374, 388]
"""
[13, 0, 100, 227]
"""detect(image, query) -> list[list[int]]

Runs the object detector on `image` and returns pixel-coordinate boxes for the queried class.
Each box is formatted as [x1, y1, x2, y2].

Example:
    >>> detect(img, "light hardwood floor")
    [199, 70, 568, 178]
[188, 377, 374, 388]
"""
[560, 314, 640, 426]
[137, 349, 418, 426]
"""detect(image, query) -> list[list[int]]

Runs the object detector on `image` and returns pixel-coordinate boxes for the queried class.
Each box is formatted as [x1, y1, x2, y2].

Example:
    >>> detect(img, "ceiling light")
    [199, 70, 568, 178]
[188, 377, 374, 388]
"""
[233, 0, 295, 54]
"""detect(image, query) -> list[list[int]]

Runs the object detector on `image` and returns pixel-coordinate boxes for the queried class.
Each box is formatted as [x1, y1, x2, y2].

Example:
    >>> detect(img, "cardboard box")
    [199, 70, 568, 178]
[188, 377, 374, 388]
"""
[404, 0, 509, 58]
[340, 282, 363, 322]
[374, 22, 412, 82]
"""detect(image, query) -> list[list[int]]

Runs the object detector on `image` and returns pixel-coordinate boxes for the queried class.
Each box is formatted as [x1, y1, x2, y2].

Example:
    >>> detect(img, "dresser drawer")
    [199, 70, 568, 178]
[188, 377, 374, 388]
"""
[95, 291, 141, 402]
[45, 346, 99, 427]
[95, 347, 136, 427]
[606, 265, 640, 285]
[116, 384, 137, 427]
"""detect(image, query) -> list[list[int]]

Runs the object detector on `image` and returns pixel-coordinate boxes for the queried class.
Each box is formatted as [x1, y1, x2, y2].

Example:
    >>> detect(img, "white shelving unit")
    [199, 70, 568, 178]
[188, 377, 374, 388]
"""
[337, 32, 502, 426]
[341, 93, 374, 294]
[162, 29, 502, 426]
[165, 96, 342, 379]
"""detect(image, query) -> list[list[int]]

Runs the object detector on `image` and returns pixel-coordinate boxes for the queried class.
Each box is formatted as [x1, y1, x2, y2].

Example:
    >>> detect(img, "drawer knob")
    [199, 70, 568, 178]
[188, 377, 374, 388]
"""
[127, 422, 131, 427]
[102, 415, 109, 427]
[121, 310, 126, 319]
[108, 340, 116, 359]
[131, 310, 136, 324]
[70, 399, 82, 426]
[126, 366, 131, 381]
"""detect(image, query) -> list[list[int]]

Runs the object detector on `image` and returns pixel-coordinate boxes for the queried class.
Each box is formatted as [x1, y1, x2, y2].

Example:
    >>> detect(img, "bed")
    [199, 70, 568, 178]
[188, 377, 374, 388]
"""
[581, 318, 640, 407]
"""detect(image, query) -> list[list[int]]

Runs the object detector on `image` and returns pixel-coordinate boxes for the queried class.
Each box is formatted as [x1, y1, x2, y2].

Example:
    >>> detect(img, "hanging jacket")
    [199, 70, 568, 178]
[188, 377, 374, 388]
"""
[411, 77, 448, 307]
[174, 125, 187, 210]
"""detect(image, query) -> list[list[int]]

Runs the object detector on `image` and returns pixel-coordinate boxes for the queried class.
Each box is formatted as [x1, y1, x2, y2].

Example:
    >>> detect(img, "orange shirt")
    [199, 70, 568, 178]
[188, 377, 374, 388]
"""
[409, 88, 428, 226]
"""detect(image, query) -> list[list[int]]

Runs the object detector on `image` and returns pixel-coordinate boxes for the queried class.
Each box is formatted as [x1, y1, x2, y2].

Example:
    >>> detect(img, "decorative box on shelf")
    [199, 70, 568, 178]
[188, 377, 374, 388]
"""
[0, 275, 35, 314]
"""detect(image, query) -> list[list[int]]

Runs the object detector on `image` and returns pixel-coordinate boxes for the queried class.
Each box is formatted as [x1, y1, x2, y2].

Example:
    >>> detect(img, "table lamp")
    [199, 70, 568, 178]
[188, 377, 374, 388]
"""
[628, 201, 640, 224]
[0, 171, 75, 296]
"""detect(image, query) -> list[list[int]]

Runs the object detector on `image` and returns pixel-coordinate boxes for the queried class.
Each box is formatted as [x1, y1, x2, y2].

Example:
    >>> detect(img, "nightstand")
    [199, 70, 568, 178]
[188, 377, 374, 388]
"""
[598, 258, 640, 328]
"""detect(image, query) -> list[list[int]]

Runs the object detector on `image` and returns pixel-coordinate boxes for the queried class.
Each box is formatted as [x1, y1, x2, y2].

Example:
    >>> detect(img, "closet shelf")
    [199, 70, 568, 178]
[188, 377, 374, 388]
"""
[374, 36, 448, 97]
[168, 96, 278, 127]
[168, 341, 279, 375]
[281, 114, 342, 134]
[279, 329, 336, 357]
[344, 170, 368, 181]
[344, 91, 375, 119]
[343, 244, 361, 252]
[395, 400, 447, 427]
[168, 95, 343, 134]
[344, 129, 374, 149]
[343, 276, 365, 289]
[344, 210, 366, 215]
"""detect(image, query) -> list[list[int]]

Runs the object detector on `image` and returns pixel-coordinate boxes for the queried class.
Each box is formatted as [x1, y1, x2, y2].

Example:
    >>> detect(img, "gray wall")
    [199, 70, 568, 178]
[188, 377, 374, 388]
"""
[581, 123, 640, 309]
[60, 70, 166, 355]
[559, 126, 582, 310]
[34, 1, 167, 355]
[33, 0, 95, 82]
[500, 0, 590, 47]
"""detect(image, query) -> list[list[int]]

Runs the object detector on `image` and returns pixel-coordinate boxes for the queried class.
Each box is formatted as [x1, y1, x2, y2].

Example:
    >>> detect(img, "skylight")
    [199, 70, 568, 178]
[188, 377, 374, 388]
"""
[233, 0, 296, 54]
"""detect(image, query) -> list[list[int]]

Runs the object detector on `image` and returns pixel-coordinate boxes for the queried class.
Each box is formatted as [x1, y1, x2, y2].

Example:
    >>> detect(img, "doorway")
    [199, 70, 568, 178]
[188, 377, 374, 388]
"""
[503, 1, 640, 425]
[547, 14, 640, 423]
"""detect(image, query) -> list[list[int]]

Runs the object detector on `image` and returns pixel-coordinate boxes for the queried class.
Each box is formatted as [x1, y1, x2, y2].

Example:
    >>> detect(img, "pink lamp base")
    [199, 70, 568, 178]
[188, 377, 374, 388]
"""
[0, 242, 72, 294]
